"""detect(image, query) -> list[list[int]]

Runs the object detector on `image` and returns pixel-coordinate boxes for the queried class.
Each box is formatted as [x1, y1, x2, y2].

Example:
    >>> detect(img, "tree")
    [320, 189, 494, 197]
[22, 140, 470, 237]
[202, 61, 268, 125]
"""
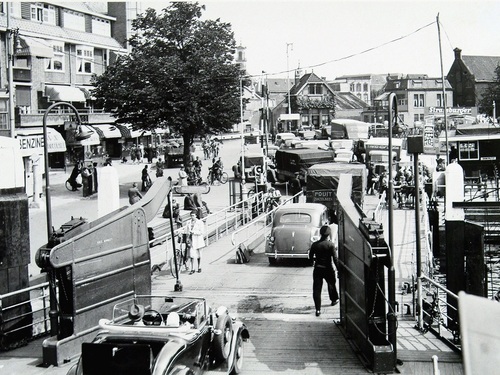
[92, 2, 243, 162]
[478, 64, 500, 119]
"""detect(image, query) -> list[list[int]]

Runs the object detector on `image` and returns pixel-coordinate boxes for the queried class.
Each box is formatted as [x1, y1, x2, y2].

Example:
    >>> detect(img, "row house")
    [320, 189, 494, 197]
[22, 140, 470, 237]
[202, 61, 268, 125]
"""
[367, 74, 454, 130]
[0, 2, 145, 197]
[271, 72, 336, 134]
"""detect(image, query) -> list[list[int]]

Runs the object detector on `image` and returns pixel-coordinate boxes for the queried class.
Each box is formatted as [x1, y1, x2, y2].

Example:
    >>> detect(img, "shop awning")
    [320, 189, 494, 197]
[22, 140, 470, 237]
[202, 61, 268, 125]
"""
[78, 86, 96, 100]
[45, 85, 86, 102]
[66, 125, 100, 146]
[115, 123, 145, 138]
[17, 36, 54, 58]
[16, 127, 66, 157]
[92, 124, 122, 139]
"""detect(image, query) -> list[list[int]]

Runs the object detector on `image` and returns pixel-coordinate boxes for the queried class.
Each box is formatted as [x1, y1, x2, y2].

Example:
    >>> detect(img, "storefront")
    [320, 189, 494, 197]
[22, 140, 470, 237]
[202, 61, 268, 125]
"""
[65, 124, 101, 165]
[15, 126, 66, 197]
[91, 124, 122, 158]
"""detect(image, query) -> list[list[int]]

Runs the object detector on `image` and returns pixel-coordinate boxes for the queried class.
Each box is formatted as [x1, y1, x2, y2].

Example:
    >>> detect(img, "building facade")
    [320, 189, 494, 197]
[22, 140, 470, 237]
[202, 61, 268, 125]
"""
[0, 2, 149, 198]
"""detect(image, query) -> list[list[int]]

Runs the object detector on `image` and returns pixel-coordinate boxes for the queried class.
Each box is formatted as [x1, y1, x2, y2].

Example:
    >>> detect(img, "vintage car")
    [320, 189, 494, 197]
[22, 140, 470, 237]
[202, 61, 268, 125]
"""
[266, 203, 333, 265]
[67, 295, 249, 375]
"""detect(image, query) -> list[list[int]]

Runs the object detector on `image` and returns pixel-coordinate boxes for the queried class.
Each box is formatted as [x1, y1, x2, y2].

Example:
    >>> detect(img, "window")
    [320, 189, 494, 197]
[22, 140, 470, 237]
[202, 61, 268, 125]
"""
[413, 94, 424, 108]
[363, 83, 368, 92]
[398, 98, 407, 106]
[414, 114, 425, 123]
[30, 3, 56, 25]
[280, 213, 311, 224]
[356, 83, 361, 91]
[349, 83, 355, 91]
[92, 17, 111, 37]
[46, 41, 64, 71]
[63, 9, 85, 32]
[301, 114, 309, 126]
[437, 93, 443, 107]
[309, 84, 322, 95]
[76, 46, 94, 74]
[459, 141, 479, 160]
[321, 115, 329, 126]
[0, 99, 8, 130]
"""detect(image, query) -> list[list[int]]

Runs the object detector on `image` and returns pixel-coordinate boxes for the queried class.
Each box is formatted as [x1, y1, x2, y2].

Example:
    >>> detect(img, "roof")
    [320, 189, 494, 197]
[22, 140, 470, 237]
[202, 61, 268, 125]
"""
[290, 72, 334, 96]
[0, 14, 124, 50]
[462, 55, 500, 82]
[334, 92, 367, 110]
[265, 78, 290, 93]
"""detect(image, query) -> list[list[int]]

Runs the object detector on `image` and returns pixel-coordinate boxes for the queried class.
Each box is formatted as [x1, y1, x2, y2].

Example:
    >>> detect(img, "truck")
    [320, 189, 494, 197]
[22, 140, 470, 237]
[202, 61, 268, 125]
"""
[163, 139, 184, 168]
[274, 148, 335, 181]
[305, 162, 367, 215]
[364, 137, 403, 174]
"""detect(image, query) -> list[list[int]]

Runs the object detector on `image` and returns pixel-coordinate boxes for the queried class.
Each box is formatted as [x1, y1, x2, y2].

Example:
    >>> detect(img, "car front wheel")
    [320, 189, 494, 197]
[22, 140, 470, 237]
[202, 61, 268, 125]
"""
[213, 314, 233, 362]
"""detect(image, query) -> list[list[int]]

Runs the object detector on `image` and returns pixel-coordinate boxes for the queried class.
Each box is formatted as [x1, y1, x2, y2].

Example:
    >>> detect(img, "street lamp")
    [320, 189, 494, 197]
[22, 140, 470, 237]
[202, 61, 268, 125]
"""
[42, 102, 83, 239]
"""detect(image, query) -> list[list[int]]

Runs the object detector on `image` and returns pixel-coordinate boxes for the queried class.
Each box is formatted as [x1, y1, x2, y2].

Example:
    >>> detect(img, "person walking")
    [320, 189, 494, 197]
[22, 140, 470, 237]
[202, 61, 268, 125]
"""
[68, 162, 82, 191]
[178, 165, 188, 186]
[128, 182, 142, 205]
[185, 210, 205, 274]
[141, 165, 151, 192]
[81, 164, 93, 198]
[308, 225, 340, 317]
[92, 162, 98, 194]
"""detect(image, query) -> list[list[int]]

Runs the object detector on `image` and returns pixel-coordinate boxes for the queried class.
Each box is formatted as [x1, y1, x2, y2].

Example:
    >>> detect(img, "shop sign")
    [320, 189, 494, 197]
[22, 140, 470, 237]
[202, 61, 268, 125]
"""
[311, 190, 335, 204]
[427, 107, 474, 115]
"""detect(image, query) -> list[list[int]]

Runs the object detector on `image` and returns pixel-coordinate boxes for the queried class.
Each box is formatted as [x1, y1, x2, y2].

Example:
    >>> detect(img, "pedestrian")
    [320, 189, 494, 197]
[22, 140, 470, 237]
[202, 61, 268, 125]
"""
[141, 165, 151, 192]
[308, 225, 340, 317]
[68, 162, 82, 191]
[81, 164, 93, 197]
[178, 164, 188, 186]
[128, 182, 143, 205]
[183, 193, 197, 212]
[92, 162, 98, 194]
[289, 172, 302, 203]
[156, 158, 164, 177]
[185, 210, 205, 274]
[162, 198, 182, 228]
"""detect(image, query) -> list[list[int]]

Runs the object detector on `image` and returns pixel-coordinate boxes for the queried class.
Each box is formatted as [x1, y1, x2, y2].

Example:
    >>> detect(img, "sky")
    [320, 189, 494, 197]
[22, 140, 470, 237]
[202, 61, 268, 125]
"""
[141, 0, 500, 80]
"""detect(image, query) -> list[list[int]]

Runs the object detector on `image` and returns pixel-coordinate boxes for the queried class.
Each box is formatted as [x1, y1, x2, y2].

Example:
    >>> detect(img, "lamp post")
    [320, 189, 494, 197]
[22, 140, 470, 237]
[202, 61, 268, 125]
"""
[42, 102, 82, 238]
[42, 102, 82, 336]
[286, 42, 293, 119]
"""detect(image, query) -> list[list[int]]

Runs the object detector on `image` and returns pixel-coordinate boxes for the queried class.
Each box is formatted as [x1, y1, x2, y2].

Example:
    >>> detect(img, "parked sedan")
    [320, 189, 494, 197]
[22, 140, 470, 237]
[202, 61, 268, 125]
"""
[67, 295, 249, 375]
[266, 203, 332, 265]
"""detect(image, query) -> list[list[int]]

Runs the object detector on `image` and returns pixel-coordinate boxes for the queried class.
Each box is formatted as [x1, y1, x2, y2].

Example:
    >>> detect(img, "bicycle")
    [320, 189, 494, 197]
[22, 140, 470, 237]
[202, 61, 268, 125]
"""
[207, 168, 228, 185]
[65, 179, 82, 191]
[170, 234, 189, 277]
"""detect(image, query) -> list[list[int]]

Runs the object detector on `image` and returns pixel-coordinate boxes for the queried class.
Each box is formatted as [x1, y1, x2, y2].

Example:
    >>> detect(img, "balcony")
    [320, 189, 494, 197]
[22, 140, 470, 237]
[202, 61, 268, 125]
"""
[15, 108, 116, 127]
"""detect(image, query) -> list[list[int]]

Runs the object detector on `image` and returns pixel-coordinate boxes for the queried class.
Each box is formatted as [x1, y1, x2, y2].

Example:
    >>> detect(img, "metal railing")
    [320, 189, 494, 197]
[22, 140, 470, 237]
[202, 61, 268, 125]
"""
[417, 274, 461, 351]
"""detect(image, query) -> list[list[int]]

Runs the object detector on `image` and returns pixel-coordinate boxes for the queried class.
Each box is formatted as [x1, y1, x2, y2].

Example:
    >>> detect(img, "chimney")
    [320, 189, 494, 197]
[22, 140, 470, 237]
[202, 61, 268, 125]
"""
[454, 48, 462, 60]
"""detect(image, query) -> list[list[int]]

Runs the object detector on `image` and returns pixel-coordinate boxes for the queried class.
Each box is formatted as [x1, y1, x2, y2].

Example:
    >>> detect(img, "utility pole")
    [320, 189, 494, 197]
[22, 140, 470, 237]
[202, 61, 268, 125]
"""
[437, 13, 449, 164]
[286, 43, 293, 117]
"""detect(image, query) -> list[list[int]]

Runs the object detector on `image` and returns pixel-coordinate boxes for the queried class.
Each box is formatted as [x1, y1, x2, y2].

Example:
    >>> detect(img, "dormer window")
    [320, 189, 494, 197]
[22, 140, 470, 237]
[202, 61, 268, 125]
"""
[31, 3, 56, 25]
[309, 84, 322, 95]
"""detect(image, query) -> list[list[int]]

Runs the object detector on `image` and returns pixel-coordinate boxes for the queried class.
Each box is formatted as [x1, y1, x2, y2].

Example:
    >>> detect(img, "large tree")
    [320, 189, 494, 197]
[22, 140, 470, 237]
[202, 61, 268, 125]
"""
[478, 64, 500, 119]
[92, 2, 243, 161]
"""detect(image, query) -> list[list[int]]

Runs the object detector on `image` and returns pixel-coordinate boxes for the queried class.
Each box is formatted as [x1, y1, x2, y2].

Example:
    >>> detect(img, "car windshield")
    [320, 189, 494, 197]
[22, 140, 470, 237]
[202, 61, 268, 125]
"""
[279, 212, 312, 224]
[112, 295, 207, 325]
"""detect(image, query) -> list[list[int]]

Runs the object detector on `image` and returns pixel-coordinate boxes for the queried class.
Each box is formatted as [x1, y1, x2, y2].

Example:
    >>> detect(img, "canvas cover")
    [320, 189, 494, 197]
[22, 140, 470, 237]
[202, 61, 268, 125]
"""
[275, 149, 335, 175]
[306, 162, 367, 207]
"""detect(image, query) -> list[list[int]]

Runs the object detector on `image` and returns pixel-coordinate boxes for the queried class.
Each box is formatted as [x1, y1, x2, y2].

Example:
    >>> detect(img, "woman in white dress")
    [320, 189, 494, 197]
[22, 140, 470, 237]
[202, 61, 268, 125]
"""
[185, 210, 205, 274]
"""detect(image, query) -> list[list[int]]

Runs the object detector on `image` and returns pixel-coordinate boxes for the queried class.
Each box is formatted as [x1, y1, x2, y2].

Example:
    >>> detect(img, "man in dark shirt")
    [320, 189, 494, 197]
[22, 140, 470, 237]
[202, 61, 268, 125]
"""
[308, 225, 340, 317]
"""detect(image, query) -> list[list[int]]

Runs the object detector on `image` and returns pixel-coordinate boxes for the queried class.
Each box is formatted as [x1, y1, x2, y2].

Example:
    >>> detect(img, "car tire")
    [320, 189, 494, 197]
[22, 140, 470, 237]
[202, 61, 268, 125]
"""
[213, 313, 232, 362]
[268, 257, 277, 266]
[230, 334, 244, 374]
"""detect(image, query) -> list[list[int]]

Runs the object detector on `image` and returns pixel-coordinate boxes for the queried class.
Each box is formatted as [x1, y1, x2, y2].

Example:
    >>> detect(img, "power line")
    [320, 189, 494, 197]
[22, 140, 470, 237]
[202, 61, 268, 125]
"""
[248, 19, 437, 79]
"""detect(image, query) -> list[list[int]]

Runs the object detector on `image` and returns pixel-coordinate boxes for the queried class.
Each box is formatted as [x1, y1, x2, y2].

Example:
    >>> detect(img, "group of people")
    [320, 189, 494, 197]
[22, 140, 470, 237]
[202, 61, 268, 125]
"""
[202, 138, 222, 160]
[68, 161, 99, 198]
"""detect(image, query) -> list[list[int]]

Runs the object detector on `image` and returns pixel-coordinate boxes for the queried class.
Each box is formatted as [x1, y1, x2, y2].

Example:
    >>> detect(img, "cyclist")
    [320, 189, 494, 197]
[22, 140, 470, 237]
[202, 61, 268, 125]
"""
[210, 158, 223, 181]
[68, 162, 82, 191]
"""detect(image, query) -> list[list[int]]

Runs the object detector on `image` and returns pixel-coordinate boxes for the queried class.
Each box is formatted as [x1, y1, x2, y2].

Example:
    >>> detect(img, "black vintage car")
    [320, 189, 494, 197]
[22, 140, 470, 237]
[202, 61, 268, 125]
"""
[67, 295, 249, 375]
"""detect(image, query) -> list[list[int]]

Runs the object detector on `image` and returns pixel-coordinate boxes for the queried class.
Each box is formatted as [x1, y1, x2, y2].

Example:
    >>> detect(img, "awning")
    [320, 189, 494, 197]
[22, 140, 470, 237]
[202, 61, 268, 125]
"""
[92, 124, 122, 139]
[16, 127, 66, 157]
[115, 123, 145, 138]
[66, 125, 100, 146]
[17, 36, 54, 58]
[45, 85, 86, 102]
[78, 86, 96, 100]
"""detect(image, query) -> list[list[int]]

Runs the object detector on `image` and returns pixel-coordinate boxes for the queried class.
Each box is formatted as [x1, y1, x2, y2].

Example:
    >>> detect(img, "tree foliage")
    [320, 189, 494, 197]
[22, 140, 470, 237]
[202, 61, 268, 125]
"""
[92, 2, 243, 159]
[478, 64, 500, 117]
